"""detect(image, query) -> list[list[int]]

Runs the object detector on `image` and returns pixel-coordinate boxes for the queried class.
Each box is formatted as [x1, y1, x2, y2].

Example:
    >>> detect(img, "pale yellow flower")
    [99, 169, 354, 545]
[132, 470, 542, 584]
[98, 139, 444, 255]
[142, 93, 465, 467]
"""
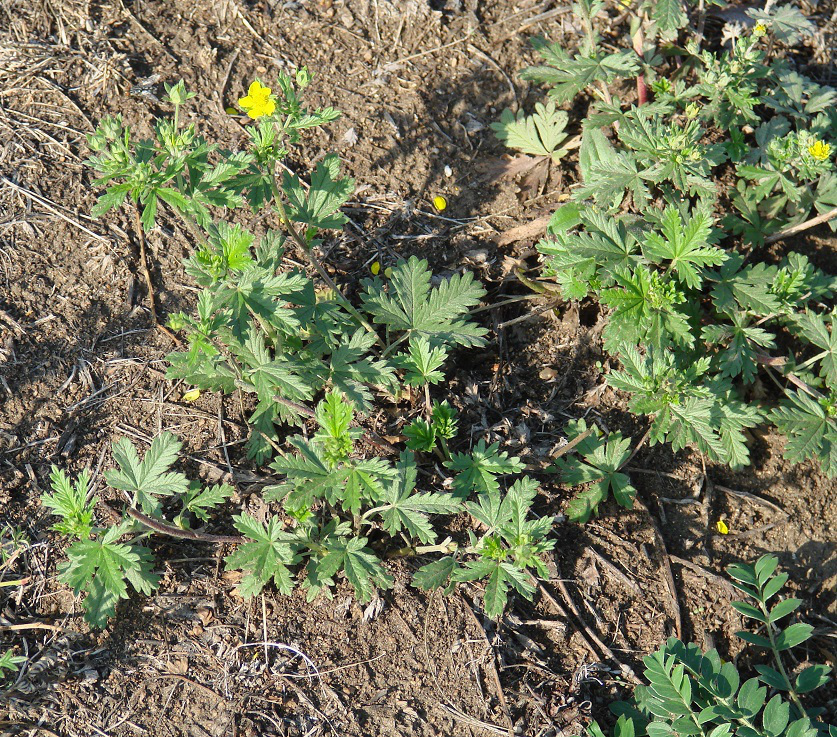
[432, 195, 447, 212]
[238, 81, 276, 120]
[808, 140, 832, 162]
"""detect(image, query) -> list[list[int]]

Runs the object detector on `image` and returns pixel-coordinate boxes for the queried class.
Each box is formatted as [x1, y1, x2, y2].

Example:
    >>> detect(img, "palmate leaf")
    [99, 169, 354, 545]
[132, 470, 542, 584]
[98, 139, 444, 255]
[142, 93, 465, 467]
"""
[104, 433, 189, 516]
[233, 329, 313, 403]
[270, 436, 342, 500]
[44, 467, 95, 540]
[225, 514, 296, 597]
[212, 266, 306, 338]
[497, 476, 540, 541]
[314, 535, 392, 603]
[446, 440, 525, 499]
[712, 382, 763, 469]
[747, 5, 814, 45]
[653, 396, 729, 462]
[404, 418, 437, 453]
[327, 328, 398, 411]
[792, 311, 837, 386]
[609, 346, 758, 467]
[272, 433, 394, 515]
[649, 0, 688, 32]
[396, 335, 448, 387]
[375, 452, 461, 544]
[313, 390, 358, 465]
[569, 209, 643, 276]
[522, 43, 641, 103]
[361, 256, 487, 347]
[642, 207, 726, 289]
[497, 478, 555, 575]
[576, 153, 652, 211]
[491, 101, 570, 161]
[601, 266, 693, 350]
[711, 255, 782, 317]
[556, 430, 636, 522]
[773, 252, 837, 307]
[247, 398, 283, 464]
[578, 127, 617, 186]
[413, 555, 459, 591]
[770, 389, 837, 477]
[61, 525, 159, 628]
[282, 153, 354, 231]
[702, 314, 776, 383]
[198, 222, 254, 278]
[452, 557, 536, 618]
[343, 458, 393, 515]
[180, 482, 233, 522]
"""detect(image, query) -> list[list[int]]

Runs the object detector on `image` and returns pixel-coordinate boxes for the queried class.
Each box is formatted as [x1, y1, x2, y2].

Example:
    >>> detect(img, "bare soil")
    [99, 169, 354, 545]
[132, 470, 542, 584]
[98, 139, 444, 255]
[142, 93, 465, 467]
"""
[0, 1, 834, 736]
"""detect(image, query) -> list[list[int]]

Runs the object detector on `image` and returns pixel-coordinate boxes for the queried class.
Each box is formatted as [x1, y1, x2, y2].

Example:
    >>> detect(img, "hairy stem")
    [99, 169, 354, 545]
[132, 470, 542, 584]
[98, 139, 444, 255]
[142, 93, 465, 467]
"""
[269, 179, 385, 348]
[114, 502, 245, 544]
[631, 25, 648, 106]
[755, 596, 807, 718]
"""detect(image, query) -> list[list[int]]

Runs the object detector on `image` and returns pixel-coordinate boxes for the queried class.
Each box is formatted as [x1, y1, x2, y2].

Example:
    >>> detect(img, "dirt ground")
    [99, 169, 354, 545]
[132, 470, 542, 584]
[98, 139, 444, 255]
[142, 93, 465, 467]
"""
[0, 1, 835, 735]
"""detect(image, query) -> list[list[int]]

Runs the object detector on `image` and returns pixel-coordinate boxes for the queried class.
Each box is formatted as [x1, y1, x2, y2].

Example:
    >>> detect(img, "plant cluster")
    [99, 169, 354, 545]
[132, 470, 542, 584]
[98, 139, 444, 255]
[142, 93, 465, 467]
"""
[39, 72, 594, 627]
[494, 0, 837, 494]
[35, 3, 835, 643]
[592, 556, 834, 737]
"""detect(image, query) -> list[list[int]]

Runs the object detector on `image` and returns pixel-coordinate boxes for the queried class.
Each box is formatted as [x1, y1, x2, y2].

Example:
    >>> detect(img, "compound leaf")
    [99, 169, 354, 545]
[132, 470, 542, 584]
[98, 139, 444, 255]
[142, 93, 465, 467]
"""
[104, 433, 189, 516]
[491, 101, 570, 160]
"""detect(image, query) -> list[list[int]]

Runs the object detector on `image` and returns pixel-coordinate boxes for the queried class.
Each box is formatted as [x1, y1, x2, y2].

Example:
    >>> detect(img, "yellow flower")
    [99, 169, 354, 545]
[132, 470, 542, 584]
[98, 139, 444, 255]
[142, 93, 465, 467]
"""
[238, 81, 276, 120]
[716, 519, 729, 535]
[183, 388, 201, 402]
[432, 195, 447, 212]
[808, 140, 832, 162]
[370, 261, 381, 275]
[753, 22, 767, 38]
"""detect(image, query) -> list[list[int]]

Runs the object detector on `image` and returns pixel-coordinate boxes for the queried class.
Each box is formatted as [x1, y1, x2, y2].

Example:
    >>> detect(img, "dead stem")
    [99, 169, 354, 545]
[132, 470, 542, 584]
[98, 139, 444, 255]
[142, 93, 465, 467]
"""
[132, 205, 180, 344]
[765, 206, 837, 244]
[270, 183, 385, 348]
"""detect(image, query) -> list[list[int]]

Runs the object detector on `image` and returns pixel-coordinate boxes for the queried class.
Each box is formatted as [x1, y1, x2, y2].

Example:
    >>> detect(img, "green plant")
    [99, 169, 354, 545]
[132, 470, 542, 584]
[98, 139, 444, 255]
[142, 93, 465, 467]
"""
[0, 649, 25, 680]
[591, 555, 834, 737]
[497, 1, 837, 491]
[0, 524, 29, 565]
[43, 72, 563, 626]
[550, 419, 637, 523]
[45, 414, 555, 622]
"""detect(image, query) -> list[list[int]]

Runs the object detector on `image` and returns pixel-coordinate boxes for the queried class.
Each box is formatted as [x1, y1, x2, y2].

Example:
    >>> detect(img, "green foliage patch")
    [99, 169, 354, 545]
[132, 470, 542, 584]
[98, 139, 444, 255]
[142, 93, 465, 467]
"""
[592, 556, 834, 737]
[495, 0, 837, 502]
[43, 72, 586, 627]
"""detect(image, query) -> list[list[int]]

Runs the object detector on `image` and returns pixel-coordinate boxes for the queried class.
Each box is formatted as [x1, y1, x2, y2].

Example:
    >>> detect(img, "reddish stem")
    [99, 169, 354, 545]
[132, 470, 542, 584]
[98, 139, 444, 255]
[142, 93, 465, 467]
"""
[632, 24, 648, 106]
[636, 75, 648, 106]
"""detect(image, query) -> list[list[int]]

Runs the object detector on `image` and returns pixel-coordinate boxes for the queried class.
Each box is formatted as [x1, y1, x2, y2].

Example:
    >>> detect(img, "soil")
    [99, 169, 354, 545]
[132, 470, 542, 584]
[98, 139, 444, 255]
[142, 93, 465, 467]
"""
[0, 1, 835, 736]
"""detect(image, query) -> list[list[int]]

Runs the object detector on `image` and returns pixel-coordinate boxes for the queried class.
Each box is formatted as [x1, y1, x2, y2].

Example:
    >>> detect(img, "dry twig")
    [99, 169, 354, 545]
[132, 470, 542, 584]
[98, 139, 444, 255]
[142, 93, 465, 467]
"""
[765, 206, 837, 244]
[538, 574, 641, 684]
[633, 498, 683, 639]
